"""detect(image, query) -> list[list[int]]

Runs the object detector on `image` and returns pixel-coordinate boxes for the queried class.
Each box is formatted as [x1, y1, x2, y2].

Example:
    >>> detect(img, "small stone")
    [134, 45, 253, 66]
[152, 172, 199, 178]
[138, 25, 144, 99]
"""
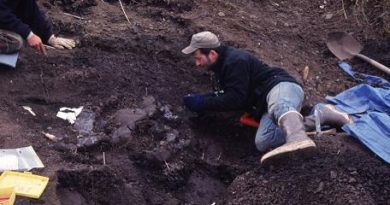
[161, 105, 179, 121]
[150, 122, 165, 135]
[330, 170, 337, 179]
[159, 140, 168, 146]
[350, 170, 358, 175]
[53, 142, 77, 152]
[111, 126, 132, 144]
[315, 182, 325, 193]
[218, 12, 225, 17]
[166, 133, 177, 142]
[113, 108, 147, 129]
[348, 177, 357, 183]
[142, 96, 157, 117]
[325, 13, 333, 20]
[77, 133, 109, 148]
[175, 139, 191, 150]
[151, 148, 171, 162]
[166, 129, 179, 142]
[348, 167, 357, 172]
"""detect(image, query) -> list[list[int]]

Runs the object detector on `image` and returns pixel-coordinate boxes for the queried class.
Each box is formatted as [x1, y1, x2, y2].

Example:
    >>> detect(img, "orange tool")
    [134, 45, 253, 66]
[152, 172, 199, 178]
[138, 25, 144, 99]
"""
[240, 113, 260, 128]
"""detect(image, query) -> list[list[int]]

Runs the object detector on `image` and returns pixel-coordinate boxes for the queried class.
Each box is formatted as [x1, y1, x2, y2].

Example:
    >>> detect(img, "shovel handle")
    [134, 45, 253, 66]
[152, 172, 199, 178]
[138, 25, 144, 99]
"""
[356, 54, 390, 75]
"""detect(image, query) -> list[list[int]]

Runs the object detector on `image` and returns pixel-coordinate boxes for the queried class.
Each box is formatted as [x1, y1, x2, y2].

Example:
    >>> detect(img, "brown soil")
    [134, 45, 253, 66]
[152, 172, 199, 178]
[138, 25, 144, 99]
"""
[1, 0, 389, 204]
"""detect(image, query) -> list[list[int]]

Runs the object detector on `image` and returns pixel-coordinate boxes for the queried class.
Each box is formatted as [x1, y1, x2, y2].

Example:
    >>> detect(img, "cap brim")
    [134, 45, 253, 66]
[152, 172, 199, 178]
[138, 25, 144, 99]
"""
[181, 46, 197, 55]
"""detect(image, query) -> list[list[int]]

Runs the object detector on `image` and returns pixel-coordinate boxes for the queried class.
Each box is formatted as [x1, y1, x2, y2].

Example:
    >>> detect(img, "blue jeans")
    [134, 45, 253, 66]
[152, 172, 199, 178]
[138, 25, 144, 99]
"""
[255, 82, 304, 152]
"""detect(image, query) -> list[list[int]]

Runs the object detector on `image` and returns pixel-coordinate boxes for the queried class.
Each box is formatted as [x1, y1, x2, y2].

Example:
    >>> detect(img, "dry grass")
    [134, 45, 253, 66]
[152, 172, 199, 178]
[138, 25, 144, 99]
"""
[383, 1, 390, 36]
[347, 0, 390, 38]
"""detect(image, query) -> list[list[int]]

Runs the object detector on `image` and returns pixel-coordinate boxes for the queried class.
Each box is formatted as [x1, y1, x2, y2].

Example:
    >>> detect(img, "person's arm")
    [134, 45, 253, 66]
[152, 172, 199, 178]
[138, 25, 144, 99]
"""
[0, 1, 31, 39]
[28, 0, 53, 43]
[0, 1, 47, 54]
[26, 0, 76, 49]
[203, 59, 251, 111]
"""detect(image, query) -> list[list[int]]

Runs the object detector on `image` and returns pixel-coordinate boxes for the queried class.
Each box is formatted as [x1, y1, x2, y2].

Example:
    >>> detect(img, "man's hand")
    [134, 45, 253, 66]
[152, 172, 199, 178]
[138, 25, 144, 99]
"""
[48, 35, 76, 49]
[183, 94, 206, 112]
[27, 32, 47, 55]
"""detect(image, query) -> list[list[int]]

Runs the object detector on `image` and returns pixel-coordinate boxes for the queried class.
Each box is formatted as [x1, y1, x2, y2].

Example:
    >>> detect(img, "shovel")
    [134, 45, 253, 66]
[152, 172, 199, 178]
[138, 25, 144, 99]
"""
[326, 32, 390, 75]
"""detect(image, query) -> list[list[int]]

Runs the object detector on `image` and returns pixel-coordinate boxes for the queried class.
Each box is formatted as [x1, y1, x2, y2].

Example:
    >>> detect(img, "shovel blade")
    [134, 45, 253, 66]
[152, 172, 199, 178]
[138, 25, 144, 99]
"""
[326, 32, 363, 60]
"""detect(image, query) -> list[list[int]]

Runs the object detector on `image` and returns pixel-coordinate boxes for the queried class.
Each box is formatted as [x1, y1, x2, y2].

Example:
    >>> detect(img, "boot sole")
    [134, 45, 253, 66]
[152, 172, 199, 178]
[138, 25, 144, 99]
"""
[260, 140, 316, 167]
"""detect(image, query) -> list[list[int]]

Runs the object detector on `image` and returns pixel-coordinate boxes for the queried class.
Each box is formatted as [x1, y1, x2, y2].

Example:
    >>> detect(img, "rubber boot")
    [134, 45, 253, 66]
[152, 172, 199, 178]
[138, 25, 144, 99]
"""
[261, 111, 316, 166]
[304, 104, 353, 131]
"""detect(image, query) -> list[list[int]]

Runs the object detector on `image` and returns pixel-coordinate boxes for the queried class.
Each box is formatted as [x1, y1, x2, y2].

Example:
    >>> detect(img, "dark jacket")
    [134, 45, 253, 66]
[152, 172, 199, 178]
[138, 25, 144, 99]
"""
[0, 0, 53, 43]
[203, 46, 300, 119]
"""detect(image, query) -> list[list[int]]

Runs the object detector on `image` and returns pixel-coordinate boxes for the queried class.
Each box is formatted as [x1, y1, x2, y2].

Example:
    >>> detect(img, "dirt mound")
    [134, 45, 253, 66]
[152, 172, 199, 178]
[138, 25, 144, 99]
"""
[226, 136, 390, 204]
[122, 0, 194, 12]
[48, 0, 97, 14]
[344, 0, 390, 39]
[57, 168, 129, 204]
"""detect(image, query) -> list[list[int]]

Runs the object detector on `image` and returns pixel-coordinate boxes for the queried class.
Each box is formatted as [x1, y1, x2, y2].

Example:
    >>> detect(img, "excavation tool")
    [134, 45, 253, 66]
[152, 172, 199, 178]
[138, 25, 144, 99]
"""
[326, 32, 390, 75]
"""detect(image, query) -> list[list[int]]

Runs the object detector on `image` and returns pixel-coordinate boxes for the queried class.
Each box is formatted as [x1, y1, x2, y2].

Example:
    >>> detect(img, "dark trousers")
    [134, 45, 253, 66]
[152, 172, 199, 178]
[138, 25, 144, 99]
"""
[0, 29, 23, 54]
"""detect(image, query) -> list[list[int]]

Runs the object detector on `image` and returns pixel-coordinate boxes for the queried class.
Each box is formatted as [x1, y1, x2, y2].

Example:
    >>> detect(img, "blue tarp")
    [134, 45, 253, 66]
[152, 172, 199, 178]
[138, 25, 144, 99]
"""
[326, 84, 390, 115]
[326, 84, 390, 164]
[342, 112, 390, 163]
[338, 61, 390, 89]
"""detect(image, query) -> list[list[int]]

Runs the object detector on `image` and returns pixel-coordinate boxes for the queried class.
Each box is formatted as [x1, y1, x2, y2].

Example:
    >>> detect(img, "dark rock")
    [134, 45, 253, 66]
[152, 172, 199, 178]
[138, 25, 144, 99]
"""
[330, 170, 337, 179]
[113, 108, 147, 129]
[142, 96, 157, 117]
[348, 177, 357, 183]
[77, 133, 109, 148]
[174, 139, 191, 150]
[53, 142, 78, 153]
[74, 109, 96, 134]
[315, 182, 325, 193]
[111, 126, 133, 144]
[166, 129, 179, 142]
[160, 105, 179, 121]
[145, 148, 172, 162]
[58, 188, 87, 205]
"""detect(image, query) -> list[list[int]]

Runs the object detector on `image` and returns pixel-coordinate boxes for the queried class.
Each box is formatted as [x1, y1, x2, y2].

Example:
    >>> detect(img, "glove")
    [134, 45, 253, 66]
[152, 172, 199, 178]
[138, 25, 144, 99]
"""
[48, 35, 76, 49]
[183, 94, 206, 112]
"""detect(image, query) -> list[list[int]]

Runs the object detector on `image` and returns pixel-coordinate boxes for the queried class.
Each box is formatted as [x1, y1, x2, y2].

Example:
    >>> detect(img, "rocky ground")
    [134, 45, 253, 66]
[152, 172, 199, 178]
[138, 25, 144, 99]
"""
[0, 0, 389, 204]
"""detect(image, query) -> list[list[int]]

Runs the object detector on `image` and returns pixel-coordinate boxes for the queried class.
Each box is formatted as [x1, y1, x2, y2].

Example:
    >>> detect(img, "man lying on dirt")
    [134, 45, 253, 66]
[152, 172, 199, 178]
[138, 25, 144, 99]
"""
[0, 0, 76, 56]
[181, 31, 350, 165]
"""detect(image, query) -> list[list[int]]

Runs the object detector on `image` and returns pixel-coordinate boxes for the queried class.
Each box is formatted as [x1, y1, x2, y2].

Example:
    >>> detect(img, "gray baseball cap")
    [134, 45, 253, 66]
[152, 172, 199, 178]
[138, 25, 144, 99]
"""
[182, 31, 221, 54]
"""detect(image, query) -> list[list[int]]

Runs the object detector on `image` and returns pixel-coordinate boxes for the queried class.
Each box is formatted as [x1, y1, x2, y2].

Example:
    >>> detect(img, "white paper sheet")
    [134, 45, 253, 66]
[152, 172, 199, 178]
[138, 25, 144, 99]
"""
[0, 146, 44, 171]
[56, 106, 84, 124]
[0, 53, 19, 68]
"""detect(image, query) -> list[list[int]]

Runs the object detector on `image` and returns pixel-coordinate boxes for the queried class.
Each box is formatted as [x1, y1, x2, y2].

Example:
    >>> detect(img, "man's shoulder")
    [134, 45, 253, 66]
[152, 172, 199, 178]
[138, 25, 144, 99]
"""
[224, 47, 253, 64]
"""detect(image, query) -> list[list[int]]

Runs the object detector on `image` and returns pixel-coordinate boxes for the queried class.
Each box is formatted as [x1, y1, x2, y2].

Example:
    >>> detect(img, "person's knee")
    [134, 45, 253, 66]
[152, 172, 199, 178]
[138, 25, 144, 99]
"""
[14, 33, 23, 50]
[255, 136, 270, 153]
[268, 101, 291, 122]
[255, 131, 285, 153]
[0, 30, 23, 54]
[267, 83, 305, 122]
